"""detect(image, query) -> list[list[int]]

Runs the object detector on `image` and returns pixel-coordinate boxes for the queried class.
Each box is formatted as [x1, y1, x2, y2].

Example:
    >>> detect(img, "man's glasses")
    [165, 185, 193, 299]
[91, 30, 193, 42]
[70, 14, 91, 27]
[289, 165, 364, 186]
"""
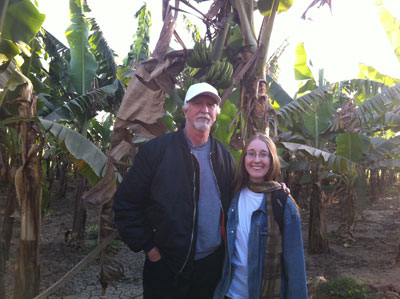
[245, 151, 269, 159]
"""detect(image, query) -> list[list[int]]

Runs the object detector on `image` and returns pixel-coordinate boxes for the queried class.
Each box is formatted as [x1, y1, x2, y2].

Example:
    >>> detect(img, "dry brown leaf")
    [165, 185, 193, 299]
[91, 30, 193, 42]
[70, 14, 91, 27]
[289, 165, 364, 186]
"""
[83, 158, 116, 206]
[152, 10, 177, 61]
[109, 140, 131, 162]
[115, 70, 165, 127]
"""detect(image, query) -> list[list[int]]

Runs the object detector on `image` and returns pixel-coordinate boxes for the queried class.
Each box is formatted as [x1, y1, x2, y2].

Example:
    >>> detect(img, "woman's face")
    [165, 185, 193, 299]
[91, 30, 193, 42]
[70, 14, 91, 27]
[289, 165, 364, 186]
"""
[245, 139, 271, 183]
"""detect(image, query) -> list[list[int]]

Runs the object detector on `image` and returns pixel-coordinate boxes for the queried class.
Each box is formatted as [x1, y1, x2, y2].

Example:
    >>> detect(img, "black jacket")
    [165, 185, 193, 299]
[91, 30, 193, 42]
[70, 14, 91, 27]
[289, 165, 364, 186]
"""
[113, 129, 236, 273]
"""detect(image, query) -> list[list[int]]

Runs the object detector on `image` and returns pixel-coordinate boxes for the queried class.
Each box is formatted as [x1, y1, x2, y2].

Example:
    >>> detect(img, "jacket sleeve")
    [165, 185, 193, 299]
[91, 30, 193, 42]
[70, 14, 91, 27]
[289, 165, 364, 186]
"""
[282, 198, 308, 299]
[113, 145, 155, 253]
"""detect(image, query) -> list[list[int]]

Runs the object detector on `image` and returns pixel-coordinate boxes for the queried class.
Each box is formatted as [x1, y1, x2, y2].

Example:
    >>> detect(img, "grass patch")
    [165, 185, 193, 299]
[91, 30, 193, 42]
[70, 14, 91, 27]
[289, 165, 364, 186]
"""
[87, 223, 99, 240]
[315, 277, 373, 299]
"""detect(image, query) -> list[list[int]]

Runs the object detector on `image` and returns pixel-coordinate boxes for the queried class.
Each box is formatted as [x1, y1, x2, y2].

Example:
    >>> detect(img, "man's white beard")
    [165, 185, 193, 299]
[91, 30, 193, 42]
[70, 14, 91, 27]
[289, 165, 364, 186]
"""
[193, 121, 210, 131]
[194, 114, 212, 131]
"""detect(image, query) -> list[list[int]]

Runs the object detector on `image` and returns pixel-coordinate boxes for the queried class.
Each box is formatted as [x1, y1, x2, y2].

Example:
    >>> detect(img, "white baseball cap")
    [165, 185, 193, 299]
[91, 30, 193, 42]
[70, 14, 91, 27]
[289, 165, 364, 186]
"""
[184, 82, 221, 105]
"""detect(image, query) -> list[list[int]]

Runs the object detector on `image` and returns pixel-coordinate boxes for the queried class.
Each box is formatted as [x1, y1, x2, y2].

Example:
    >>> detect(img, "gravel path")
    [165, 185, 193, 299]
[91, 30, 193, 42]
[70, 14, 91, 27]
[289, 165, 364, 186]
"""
[4, 192, 146, 299]
[46, 245, 145, 299]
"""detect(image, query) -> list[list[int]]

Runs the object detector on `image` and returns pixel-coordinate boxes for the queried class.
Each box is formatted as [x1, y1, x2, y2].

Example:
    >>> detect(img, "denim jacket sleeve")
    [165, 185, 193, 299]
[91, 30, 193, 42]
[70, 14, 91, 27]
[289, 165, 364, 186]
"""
[281, 198, 308, 299]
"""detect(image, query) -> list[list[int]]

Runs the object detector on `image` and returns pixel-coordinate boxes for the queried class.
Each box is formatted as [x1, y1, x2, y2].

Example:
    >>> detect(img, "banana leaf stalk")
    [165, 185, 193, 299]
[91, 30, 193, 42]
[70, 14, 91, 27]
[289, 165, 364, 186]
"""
[254, 0, 280, 78]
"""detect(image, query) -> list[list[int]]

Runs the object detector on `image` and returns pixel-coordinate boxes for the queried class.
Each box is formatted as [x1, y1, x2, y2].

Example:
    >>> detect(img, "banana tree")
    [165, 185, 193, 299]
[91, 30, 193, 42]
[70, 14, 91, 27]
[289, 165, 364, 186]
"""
[40, 0, 125, 248]
[0, 0, 46, 297]
[278, 80, 400, 248]
[278, 87, 347, 253]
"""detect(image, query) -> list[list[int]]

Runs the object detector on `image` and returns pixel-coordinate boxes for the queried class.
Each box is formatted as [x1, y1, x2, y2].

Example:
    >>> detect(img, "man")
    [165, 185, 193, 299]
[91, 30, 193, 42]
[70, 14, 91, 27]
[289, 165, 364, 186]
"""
[113, 82, 236, 299]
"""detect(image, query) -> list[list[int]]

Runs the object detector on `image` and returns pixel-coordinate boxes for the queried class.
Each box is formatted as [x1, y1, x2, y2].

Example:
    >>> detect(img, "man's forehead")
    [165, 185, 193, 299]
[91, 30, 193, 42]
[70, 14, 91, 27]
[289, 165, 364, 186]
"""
[191, 94, 218, 104]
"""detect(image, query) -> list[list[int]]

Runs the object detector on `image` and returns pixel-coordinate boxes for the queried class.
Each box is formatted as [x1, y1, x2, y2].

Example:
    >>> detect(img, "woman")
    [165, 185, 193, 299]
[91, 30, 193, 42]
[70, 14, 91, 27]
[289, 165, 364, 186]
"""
[214, 134, 308, 299]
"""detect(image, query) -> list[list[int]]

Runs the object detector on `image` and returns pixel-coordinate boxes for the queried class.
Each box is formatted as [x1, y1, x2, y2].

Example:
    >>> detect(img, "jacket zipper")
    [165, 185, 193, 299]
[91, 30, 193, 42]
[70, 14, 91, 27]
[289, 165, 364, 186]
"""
[179, 152, 198, 273]
[209, 152, 223, 212]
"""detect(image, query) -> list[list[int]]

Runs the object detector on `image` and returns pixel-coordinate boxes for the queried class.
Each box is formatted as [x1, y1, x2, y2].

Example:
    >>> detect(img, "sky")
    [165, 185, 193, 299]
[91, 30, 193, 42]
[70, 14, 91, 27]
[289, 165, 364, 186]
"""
[37, 0, 400, 97]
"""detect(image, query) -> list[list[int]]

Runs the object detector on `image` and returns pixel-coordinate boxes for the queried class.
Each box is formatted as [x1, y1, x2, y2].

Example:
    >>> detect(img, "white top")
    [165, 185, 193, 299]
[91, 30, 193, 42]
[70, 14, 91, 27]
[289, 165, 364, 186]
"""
[226, 187, 264, 299]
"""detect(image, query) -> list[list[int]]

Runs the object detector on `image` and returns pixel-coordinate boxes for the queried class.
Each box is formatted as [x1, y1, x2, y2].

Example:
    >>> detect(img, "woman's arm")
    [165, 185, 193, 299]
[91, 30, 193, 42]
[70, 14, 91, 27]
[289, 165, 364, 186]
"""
[282, 198, 308, 299]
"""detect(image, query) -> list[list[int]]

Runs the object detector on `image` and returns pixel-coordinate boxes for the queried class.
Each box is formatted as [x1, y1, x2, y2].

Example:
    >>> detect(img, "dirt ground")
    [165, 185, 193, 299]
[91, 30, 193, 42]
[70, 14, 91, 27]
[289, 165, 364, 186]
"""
[303, 190, 400, 298]
[3, 187, 400, 298]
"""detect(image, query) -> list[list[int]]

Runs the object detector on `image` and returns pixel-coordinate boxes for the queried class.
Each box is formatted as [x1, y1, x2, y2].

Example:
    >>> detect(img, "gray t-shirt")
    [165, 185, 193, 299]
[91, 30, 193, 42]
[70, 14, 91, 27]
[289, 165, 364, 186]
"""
[185, 135, 222, 260]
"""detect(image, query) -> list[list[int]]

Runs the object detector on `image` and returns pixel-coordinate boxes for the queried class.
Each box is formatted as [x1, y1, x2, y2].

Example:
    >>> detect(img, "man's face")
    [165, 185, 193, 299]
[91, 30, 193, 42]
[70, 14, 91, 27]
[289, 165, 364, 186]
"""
[184, 95, 219, 132]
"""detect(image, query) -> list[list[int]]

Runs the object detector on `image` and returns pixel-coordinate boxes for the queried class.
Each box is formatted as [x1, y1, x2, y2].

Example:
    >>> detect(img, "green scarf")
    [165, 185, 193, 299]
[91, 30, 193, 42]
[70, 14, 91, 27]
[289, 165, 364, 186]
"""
[248, 180, 283, 299]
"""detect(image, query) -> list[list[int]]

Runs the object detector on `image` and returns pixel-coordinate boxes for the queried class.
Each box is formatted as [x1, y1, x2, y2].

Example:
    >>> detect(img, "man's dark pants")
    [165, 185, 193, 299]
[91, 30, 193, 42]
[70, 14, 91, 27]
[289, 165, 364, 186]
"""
[143, 246, 224, 299]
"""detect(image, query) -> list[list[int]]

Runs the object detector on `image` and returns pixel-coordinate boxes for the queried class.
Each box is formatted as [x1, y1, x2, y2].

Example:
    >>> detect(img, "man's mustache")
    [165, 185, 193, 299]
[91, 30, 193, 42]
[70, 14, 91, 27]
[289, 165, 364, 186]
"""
[195, 113, 211, 120]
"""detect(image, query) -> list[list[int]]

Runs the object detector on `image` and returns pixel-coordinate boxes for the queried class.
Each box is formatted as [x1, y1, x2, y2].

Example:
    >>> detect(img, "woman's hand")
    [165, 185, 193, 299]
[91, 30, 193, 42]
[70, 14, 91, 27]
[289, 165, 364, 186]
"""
[281, 182, 291, 195]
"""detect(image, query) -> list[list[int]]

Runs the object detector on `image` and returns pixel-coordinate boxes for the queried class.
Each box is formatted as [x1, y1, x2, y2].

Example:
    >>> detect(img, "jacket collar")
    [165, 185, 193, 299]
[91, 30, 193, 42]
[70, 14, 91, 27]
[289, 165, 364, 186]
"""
[177, 128, 216, 153]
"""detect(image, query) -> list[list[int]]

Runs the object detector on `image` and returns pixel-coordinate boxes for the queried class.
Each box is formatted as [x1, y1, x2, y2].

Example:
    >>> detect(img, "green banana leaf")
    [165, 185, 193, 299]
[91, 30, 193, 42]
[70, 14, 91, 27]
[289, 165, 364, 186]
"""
[303, 95, 332, 140]
[335, 132, 364, 163]
[88, 17, 117, 83]
[0, 39, 20, 64]
[258, 0, 293, 16]
[227, 25, 244, 59]
[385, 111, 400, 127]
[277, 87, 329, 127]
[366, 135, 400, 162]
[1, 0, 45, 44]
[213, 99, 241, 164]
[40, 118, 107, 186]
[334, 79, 390, 106]
[368, 159, 400, 169]
[0, 64, 29, 107]
[66, 0, 98, 94]
[294, 42, 314, 81]
[358, 64, 399, 87]
[358, 83, 400, 124]
[267, 74, 293, 107]
[379, 6, 400, 64]
[281, 141, 359, 176]
[0, 126, 20, 156]
[0, 60, 29, 86]
[44, 83, 118, 122]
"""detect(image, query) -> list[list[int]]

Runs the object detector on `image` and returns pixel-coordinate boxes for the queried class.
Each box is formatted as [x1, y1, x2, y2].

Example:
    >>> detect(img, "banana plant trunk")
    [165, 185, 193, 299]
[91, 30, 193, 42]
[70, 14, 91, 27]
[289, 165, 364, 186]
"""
[341, 189, 357, 241]
[13, 83, 42, 299]
[388, 170, 395, 186]
[69, 174, 87, 247]
[377, 168, 385, 195]
[308, 165, 329, 253]
[369, 169, 378, 203]
[396, 182, 400, 264]
[0, 183, 16, 298]
[55, 160, 69, 199]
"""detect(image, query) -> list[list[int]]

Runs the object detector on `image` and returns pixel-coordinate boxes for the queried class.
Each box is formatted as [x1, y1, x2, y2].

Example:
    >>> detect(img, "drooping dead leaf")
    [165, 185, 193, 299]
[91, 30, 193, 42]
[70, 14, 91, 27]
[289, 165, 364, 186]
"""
[130, 119, 169, 139]
[83, 158, 116, 206]
[99, 251, 125, 295]
[110, 128, 132, 149]
[230, 131, 244, 151]
[115, 66, 165, 127]
[109, 140, 131, 162]
[152, 10, 177, 61]
[338, 98, 361, 133]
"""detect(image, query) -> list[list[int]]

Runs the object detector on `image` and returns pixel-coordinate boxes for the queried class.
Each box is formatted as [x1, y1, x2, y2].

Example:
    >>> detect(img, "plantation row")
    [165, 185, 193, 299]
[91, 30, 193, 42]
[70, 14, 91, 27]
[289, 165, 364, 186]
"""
[1, 0, 400, 298]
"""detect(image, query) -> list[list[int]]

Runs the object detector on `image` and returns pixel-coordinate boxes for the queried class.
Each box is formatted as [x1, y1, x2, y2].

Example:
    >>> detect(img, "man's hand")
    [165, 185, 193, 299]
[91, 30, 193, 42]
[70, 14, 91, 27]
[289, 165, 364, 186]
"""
[281, 182, 291, 195]
[147, 246, 162, 262]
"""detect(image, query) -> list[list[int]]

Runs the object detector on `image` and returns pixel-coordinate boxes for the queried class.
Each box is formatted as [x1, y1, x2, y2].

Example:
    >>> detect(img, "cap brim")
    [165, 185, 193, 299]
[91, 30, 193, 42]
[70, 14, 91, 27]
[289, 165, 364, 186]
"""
[187, 91, 221, 104]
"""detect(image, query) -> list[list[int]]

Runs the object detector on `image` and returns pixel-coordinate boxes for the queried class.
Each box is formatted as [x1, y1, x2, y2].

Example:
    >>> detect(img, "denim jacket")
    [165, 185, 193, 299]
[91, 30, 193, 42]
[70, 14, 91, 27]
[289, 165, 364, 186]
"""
[214, 191, 308, 299]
